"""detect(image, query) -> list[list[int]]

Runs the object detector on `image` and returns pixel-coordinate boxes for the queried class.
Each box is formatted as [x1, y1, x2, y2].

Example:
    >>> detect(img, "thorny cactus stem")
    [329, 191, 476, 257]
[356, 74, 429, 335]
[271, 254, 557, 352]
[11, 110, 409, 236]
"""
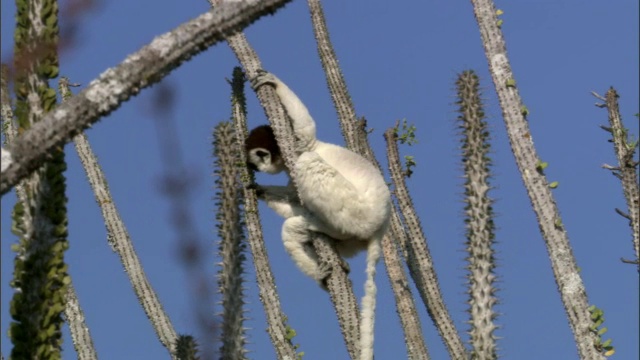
[354, 120, 430, 360]
[9, 0, 71, 359]
[228, 67, 299, 360]
[456, 70, 498, 359]
[175, 335, 201, 360]
[385, 127, 468, 360]
[598, 88, 639, 269]
[306, 3, 430, 358]
[65, 83, 178, 355]
[306, 0, 361, 153]
[470, 0, 603, 358]
[1, 65, 18, 144]
[59, 77, 99, 360]
[213, 120, 249, 360]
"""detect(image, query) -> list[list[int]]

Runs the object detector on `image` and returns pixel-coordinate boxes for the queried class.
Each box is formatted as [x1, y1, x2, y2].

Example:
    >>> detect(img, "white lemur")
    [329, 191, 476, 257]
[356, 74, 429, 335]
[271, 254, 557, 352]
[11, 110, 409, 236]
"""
[246, 70, 391, 360]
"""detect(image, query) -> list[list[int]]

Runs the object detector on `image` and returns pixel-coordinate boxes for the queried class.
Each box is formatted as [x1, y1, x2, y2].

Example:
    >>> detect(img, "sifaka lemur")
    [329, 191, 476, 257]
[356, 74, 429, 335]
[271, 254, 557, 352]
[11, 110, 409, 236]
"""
[246, 70, 390, 360]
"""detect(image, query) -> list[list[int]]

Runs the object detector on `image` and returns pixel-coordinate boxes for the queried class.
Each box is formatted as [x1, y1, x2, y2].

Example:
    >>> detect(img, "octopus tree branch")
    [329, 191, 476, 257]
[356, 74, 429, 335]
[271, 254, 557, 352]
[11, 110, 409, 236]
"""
[385, 128, 467, 360]
[354, 120, 430, 360]
[59, 78, 99, 360]
[229, 67, 299, 360]
[471, 0, 603, 358]
[64, 283, 98, 360]
[307, 2, 432, 355]
[306, 0, 361, 153]
[600, 88, 639, 270]
[73, 116, 179, 356]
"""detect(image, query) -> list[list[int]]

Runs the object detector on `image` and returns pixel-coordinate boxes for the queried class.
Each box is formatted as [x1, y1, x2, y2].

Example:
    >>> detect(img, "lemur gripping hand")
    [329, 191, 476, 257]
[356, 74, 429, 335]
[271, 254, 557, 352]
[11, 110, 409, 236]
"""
[250, 69, 278, 91]
[246, 183, 266, 197]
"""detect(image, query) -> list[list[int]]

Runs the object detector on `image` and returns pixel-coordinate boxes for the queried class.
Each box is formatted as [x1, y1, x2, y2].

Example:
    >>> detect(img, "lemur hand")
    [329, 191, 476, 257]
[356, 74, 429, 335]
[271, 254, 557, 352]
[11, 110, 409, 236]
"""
[246, 183, 266, 197]
[250, 69, 278, 91]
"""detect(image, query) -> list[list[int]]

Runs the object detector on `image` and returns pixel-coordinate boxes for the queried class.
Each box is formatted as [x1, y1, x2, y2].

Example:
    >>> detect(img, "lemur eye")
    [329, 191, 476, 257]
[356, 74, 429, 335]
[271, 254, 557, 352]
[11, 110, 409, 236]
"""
[256, 150, 269, 159]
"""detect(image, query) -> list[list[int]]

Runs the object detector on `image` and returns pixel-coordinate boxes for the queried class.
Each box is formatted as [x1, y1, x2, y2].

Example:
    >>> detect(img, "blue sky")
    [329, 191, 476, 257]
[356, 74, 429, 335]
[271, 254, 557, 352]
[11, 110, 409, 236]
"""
[1, 1, 638, 359]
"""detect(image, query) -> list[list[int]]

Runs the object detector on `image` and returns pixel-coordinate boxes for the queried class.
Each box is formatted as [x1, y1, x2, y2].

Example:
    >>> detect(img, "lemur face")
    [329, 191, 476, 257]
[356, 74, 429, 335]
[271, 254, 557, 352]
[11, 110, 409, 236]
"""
[246, 125, 285, 174]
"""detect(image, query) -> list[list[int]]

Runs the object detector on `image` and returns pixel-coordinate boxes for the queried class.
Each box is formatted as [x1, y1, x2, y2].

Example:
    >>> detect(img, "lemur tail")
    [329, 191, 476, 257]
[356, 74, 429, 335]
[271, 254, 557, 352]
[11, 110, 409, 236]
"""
[359, 233, 382, 360]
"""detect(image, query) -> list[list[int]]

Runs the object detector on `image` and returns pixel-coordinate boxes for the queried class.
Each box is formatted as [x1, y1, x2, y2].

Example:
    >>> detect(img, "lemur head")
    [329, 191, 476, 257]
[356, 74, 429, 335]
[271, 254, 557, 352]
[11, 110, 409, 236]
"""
[246, 125, 286, 174]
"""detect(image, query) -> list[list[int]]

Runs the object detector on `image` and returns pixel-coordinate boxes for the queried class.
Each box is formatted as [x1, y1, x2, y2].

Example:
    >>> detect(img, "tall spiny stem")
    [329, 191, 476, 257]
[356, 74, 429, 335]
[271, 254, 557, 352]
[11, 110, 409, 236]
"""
[385, 127, 468, 360]
[228, 67, 299, 359]
[470, 1, 603, 358]
[59, 77, 99, 360]
[456, 70, 498, 359]
[307, 3, 432, 358]
[597, 88, 639, 269]
[354, 120, 430, 360]
[213, 120, 249, 360]
[8, 0, 70, 358]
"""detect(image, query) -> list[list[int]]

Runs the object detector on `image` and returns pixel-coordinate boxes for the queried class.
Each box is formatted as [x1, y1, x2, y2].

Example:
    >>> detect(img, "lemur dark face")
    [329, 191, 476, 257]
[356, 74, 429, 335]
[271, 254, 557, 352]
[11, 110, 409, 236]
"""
[245, 125, 285, 174]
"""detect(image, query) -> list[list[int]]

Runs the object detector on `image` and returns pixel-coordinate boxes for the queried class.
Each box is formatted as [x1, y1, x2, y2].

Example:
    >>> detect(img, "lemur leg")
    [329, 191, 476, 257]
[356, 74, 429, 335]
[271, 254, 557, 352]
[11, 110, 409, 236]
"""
[281, 216, 332, 284]
[256, 184, 349, 277]
[282, 213, 351, 283]
[298, 212, 354, 275]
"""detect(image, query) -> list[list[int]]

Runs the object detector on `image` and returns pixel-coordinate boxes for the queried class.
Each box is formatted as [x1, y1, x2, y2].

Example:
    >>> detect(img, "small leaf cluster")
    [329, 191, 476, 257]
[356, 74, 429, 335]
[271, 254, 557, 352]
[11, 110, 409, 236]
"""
[403, 155, 416, 178]
[496, 9, 504, 28]
[283, 317, 305, 360]
[393, 118, 418, 145]
[535, 160, 560, 189]
[588, 305, 615, 357]
[393, 119, 418, 178]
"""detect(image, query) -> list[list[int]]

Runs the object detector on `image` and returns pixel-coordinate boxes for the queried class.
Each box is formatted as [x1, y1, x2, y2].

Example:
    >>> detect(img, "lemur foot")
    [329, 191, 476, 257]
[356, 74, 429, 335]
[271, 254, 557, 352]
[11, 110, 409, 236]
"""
[250, 69, 278, 91]
[337, 256, 351, 274]
[317, 261, 333, 291]
[317, 257, 350, 291]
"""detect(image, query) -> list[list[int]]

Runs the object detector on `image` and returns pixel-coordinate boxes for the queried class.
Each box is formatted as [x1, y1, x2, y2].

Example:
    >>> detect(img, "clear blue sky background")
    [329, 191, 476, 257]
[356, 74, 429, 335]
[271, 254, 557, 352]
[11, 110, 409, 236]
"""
[1, 1, 638, 359]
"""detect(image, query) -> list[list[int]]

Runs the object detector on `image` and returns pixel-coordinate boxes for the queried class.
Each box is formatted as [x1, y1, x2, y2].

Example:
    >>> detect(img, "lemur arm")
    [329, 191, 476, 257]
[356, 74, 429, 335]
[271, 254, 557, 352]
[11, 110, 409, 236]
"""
[251, 70, 317, 151]
[252, 184, 302, 219]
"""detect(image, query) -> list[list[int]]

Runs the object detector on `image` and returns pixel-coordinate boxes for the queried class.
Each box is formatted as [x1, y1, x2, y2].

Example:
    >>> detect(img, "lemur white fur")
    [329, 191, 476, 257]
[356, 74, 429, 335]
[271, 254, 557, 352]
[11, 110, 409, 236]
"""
[246, 70, 391, 360]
